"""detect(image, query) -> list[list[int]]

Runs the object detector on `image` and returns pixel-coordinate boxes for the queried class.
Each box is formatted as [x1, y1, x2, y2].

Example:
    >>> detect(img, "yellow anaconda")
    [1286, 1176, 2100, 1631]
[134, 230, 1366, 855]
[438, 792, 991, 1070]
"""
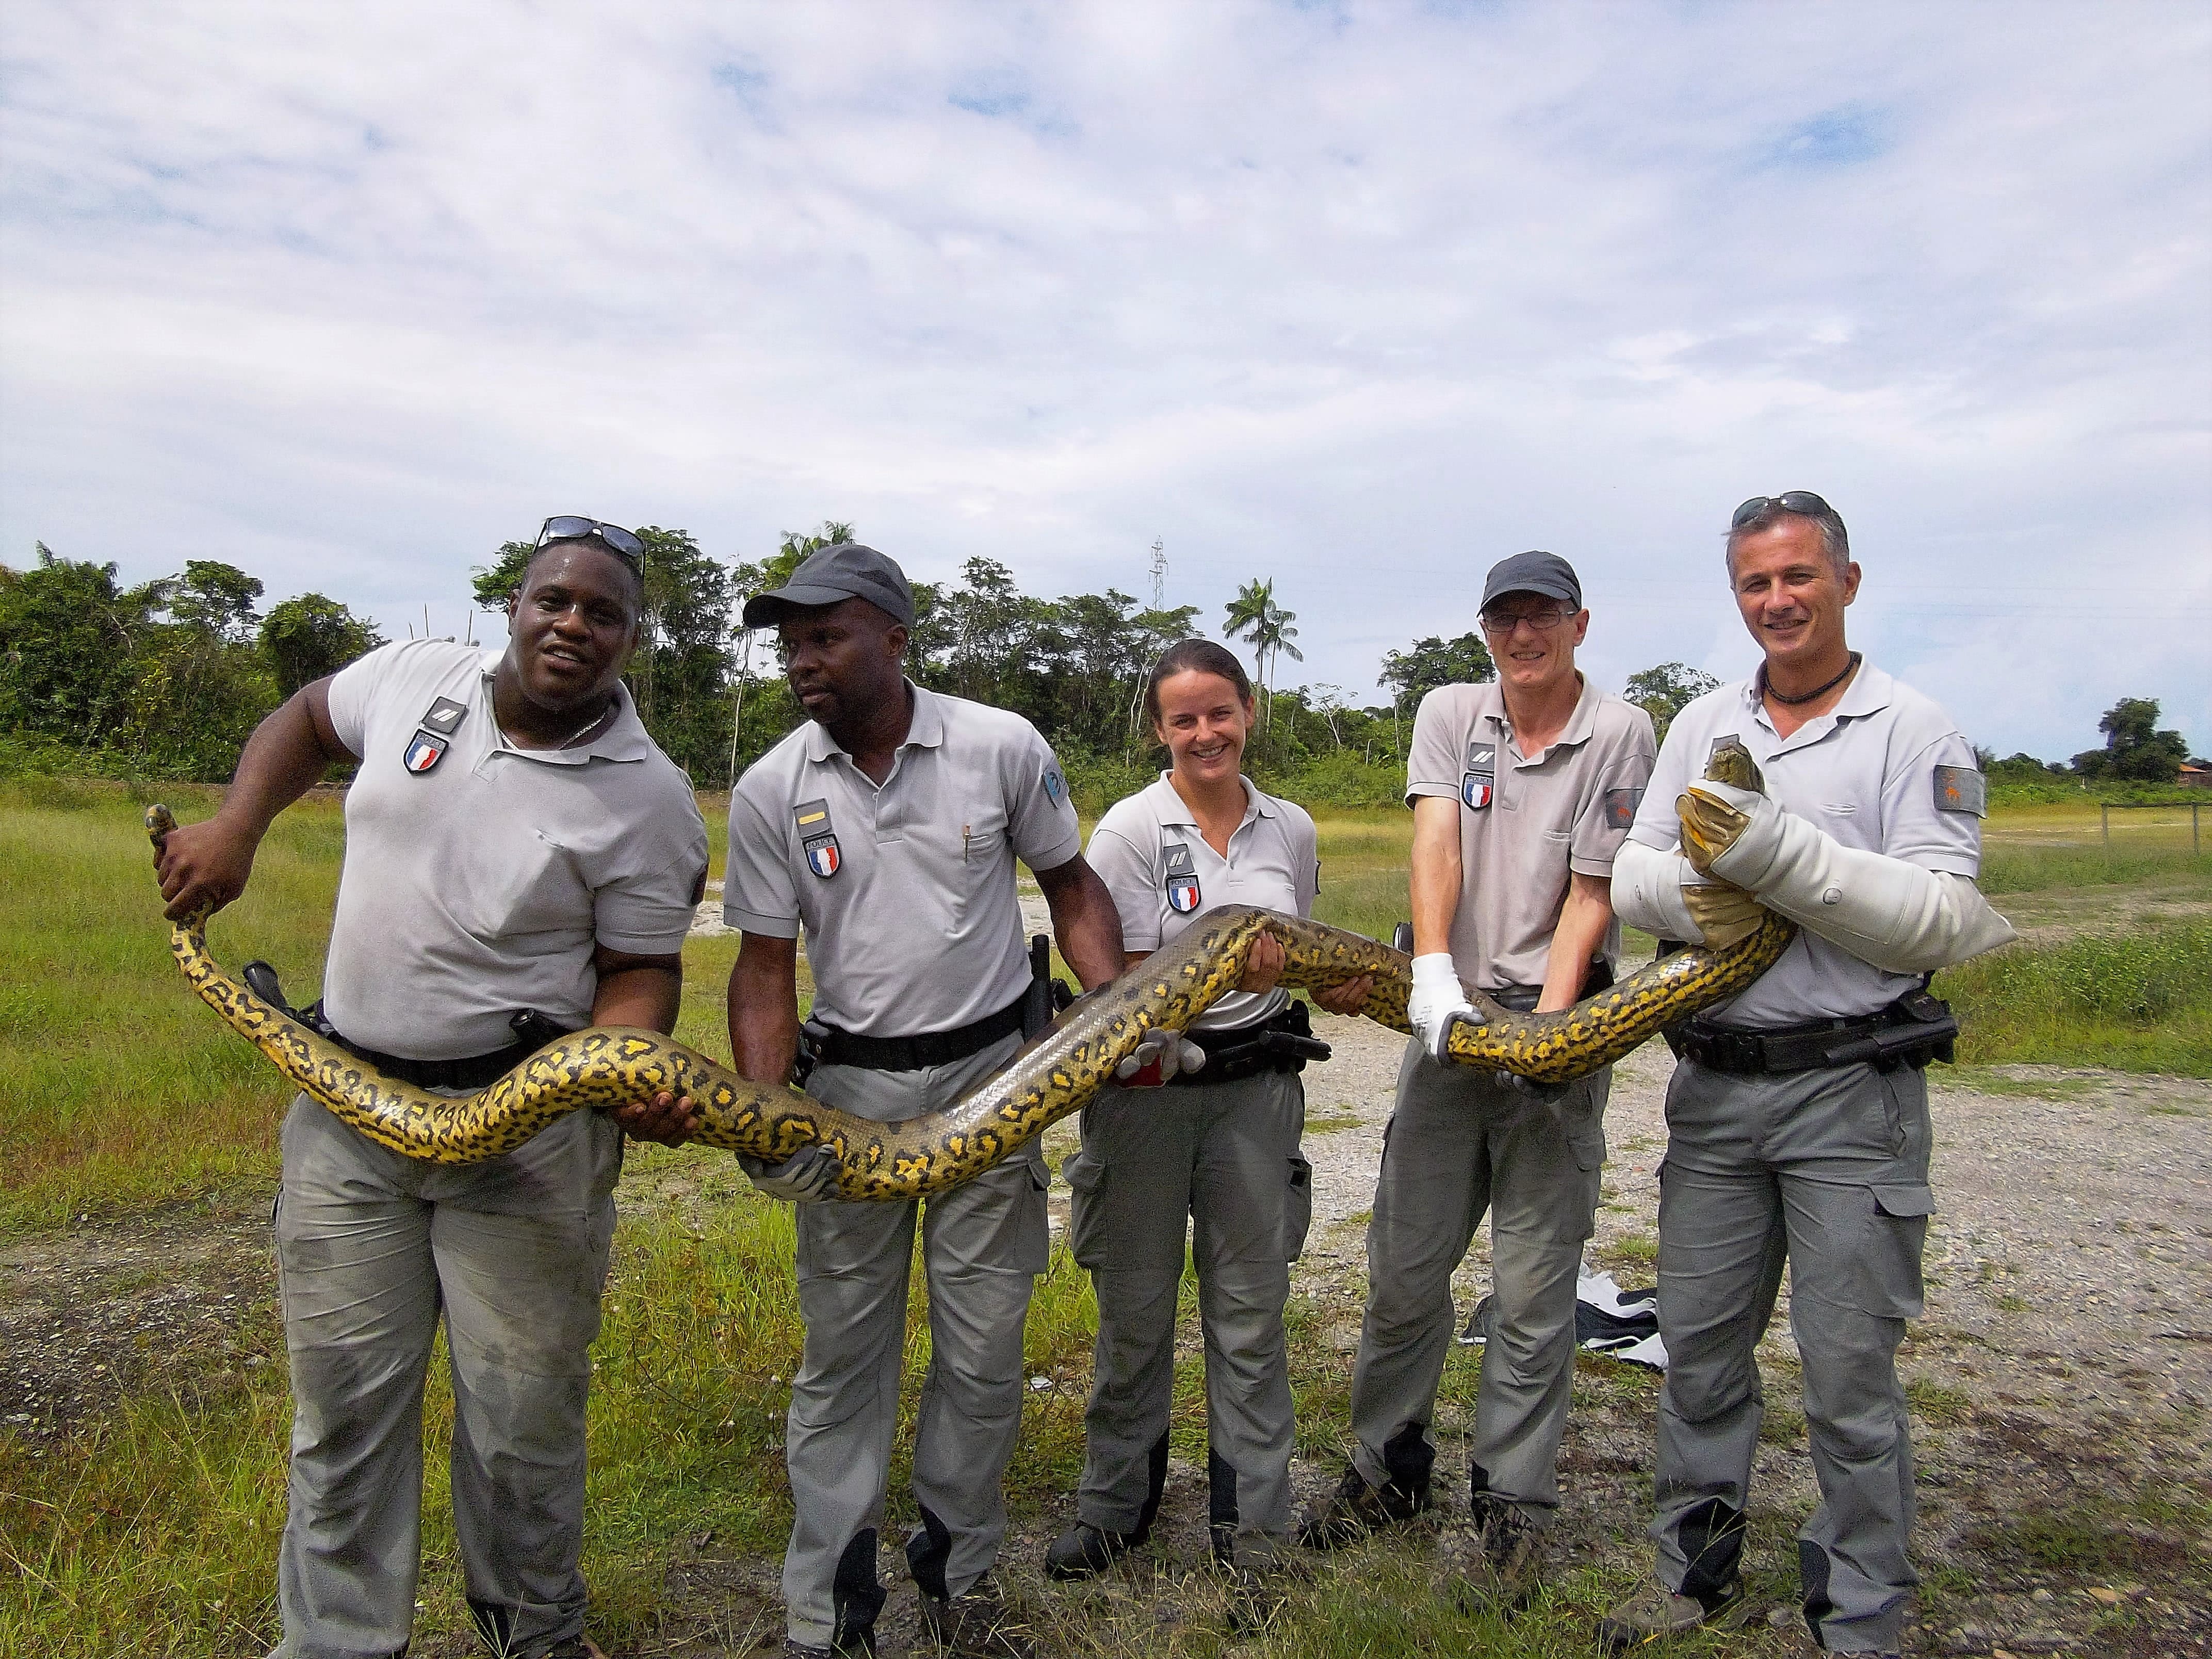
[147, 746, 1793, 1200]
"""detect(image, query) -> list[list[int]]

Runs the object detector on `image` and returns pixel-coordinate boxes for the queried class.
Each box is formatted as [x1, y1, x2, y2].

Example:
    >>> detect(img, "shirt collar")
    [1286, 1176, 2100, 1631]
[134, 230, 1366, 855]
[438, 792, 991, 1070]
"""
[1148, 772, 1270, 832]
[478, 668, 649, 767]
[803, 679, 940, 763]
[1483, 674, 1600, 762]
[1737, 657, 1894, 733]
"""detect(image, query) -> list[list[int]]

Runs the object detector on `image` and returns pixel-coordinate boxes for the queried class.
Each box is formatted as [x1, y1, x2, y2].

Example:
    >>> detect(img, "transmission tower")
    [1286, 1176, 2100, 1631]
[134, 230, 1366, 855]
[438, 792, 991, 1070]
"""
[1148, 537, 1167, 611]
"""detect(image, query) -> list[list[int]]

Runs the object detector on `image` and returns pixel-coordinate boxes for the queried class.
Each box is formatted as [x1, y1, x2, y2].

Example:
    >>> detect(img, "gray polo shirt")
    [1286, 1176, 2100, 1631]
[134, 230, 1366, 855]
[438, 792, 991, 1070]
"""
[321, 639, 709, 1061]
[1088, 774, 1321, 1032]
[1407, 675, 1657, 992]
[724, 682, 1082, 1037]
[1625, 662, 1984, 1029]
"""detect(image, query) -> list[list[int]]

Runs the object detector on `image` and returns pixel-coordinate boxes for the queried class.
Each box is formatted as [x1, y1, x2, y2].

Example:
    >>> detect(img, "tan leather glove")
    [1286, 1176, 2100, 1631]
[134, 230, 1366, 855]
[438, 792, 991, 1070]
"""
[1682, 881, 1767, 950]
[1677, 786, 1757, 877]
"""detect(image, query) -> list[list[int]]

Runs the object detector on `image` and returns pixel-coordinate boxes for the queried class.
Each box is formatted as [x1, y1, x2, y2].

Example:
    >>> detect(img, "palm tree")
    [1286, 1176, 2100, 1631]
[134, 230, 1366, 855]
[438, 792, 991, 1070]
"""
[1222, 579, 1303, 729]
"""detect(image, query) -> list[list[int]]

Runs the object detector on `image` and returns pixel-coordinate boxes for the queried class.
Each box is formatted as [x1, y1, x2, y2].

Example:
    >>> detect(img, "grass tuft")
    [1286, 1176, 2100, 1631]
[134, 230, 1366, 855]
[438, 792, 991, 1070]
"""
[1936, 922, 2212, 1076]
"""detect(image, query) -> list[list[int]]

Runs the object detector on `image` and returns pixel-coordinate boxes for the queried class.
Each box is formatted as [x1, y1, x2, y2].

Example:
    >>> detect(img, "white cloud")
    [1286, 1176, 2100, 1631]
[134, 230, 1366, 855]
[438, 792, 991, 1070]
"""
[2, 0, 2206, 755]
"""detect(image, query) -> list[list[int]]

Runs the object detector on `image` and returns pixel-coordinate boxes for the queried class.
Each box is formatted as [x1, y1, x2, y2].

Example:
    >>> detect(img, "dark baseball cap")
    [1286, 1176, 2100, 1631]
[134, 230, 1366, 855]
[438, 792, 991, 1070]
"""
[1479, 550, 1583, 613]
[742, 543, 916, 629]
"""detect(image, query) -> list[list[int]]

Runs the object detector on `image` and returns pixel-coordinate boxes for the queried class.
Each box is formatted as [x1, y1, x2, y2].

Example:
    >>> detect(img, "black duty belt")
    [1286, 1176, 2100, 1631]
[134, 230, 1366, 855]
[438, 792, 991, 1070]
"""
[1484, 957, 1614, 1016]
[1170, 1000, 1332, 1086]
[809, 995, 1028, 1074]
[1671, 988, 1959, 1077]
[310, 1004, 567, 1091]
[251, 956, 576, 1091]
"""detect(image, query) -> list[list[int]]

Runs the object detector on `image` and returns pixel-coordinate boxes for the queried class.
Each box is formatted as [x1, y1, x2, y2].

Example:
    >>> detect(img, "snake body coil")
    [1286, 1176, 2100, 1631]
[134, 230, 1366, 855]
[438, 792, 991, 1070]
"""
[148, 744, 1792, 1200]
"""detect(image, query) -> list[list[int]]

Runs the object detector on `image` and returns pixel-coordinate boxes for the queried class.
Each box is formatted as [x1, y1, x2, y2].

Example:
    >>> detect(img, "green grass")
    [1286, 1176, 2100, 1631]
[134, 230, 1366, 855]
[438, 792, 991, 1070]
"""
[1936, 921, 2212, 1077]
[1978, 803, 2210, 895]
[0, 779, 341, 1230]
[0, 1185, 1104, 1656]
[1308, 810, 1413, 944]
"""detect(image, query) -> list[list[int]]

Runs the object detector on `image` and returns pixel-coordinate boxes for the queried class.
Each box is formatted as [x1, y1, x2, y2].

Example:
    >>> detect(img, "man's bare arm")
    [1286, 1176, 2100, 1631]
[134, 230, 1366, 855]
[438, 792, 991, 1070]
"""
[157, 677, 355, 920]
[1408, 796, 1464, 958]
[595, 946, 698, 1145]
[1032, 853, 1126, 990]
[727, 932, 802, 1086]
[1537, 871, 1614, 1013]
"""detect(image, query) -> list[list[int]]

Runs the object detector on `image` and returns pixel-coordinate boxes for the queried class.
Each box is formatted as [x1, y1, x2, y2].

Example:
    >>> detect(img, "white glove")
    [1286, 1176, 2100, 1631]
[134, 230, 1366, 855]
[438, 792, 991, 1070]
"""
[1408, 953, 1474, 1062]
[739, 1146, 843, 1202]
[1115, 1024, 1207, 1086]
[1681, 778, 2018, 972]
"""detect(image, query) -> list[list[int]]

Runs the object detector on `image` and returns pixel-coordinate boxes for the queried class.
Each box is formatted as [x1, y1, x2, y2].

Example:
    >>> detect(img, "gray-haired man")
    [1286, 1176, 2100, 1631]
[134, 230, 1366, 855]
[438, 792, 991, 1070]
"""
[1304, 552, 1656, 1609]
[1604, 493, 2014, 1654]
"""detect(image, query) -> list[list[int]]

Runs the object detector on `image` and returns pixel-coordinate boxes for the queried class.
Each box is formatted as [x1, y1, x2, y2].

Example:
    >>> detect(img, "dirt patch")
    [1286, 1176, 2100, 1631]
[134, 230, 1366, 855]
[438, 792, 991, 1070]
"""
[0, 1188, 281, 1449]
[1266, 1016, 2212, 1656]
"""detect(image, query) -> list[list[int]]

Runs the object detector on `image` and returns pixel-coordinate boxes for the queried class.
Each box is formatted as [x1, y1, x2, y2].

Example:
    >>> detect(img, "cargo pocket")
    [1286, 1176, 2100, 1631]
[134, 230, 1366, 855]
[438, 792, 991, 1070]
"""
[1853, 1183, 1933, 1319]
[1560, 1080, 1607, 1172]
[1063, 1148, 1111, 1271]
[1016, 1158, 1053, 1275]
[1281, 1156, 1314, 1262]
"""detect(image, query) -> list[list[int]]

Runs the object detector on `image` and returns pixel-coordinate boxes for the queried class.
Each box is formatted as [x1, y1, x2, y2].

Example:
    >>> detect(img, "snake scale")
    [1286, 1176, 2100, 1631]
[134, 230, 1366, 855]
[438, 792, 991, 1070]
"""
[148, 744, 1793, 1200]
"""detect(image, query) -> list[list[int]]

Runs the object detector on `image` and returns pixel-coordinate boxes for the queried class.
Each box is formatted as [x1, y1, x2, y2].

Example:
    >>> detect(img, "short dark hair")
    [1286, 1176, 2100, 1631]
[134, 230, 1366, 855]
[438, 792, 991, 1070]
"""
[1143, 638, 1254, 727]
[1726, 495, 1851, 578]
[523, 535, 644, 611]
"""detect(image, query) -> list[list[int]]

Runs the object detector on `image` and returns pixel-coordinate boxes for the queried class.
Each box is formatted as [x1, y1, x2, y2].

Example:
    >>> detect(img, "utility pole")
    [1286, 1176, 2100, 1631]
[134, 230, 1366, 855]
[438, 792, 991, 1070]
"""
[1128, 536, 1169, 754]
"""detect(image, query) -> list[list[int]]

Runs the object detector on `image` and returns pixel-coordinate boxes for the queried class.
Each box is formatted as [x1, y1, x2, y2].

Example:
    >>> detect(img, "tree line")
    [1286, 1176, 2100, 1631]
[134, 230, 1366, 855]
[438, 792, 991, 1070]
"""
[2, 532, 2199, 798]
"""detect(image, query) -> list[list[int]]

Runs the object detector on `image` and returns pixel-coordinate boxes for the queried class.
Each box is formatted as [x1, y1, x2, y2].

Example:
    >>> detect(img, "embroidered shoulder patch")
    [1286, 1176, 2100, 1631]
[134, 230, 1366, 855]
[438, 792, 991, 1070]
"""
[1042, 765, 1065, 806]
[1604, 786, 1645, 829]
[1933, 765, 1987, 817]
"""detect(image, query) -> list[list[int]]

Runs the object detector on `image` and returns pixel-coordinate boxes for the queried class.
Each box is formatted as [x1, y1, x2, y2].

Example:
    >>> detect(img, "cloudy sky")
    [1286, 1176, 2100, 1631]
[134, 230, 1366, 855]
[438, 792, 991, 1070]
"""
[4, 1, 2206, 760]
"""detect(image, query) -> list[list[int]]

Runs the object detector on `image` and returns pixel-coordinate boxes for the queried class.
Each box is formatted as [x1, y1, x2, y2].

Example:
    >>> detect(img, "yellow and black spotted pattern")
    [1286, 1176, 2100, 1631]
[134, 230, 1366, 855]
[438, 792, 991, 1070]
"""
[145, 744, 1791, 1201]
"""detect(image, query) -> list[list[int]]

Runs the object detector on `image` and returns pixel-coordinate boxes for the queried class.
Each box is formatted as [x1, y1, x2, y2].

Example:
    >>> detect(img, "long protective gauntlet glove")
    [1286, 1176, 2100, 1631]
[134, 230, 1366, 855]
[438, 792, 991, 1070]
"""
[1408, 953, 1474, 1062]
[1612, 840, 1769, 950]
[1679, 779, 2017, 972]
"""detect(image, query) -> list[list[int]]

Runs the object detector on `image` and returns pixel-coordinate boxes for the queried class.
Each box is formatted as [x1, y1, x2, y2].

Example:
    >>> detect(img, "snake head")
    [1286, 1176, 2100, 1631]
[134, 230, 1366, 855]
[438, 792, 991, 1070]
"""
[1702, 738, 1765, 796]
[146, 802, 178, 847]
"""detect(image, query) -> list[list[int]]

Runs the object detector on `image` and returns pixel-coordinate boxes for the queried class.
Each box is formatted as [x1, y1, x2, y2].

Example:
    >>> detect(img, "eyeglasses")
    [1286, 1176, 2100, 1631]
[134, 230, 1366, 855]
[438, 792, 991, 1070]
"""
[536, 516, 645, 574]
[1731, 491, 1834, 528]
[1479, 604, 1573, 635]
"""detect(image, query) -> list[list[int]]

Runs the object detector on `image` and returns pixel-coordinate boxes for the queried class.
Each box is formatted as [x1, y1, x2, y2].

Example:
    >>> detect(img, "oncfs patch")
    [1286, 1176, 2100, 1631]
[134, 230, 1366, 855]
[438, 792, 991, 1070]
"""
[1042, 763, 1066, 806]
[1605, 787, 1644, 829]
[795, 798, 841, 877]
[1462, 741, 1495, 811]
[1933, 764, 1988, 817]
[1163, 840, 1201, 914]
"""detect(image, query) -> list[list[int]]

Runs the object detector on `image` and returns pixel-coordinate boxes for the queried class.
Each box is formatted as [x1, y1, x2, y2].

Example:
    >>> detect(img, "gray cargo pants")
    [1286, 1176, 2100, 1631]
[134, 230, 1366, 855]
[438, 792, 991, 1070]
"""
[782, 1033, 1048, 1652]
[1649, 1057, 1932, 1654]
[1061, 1067, 1313, 1559]
[269, 1094, 621, 1659]
[1346, 1041, 1607, 1521]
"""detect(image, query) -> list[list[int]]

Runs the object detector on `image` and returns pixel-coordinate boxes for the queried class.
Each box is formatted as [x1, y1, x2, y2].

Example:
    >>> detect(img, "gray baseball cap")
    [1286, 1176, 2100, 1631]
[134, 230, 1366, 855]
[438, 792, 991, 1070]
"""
[742, 543, 916, 629]
[1479, 550, 1583, 613]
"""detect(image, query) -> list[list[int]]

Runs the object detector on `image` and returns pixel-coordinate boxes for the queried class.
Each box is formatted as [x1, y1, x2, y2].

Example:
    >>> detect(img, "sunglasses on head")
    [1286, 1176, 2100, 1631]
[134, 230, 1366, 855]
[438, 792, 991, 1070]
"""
[535, 516, 645, 573]
[1732, 491, 1834, 528]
